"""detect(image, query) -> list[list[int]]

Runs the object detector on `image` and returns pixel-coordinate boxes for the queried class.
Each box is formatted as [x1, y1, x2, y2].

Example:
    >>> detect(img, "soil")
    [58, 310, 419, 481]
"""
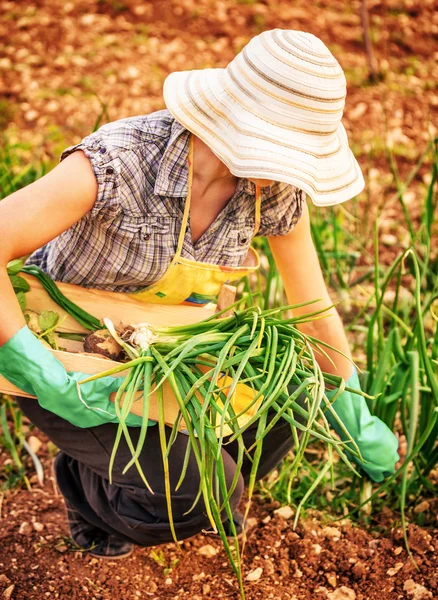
[0, 432, 437, 600]
[1, 1, 437, 599]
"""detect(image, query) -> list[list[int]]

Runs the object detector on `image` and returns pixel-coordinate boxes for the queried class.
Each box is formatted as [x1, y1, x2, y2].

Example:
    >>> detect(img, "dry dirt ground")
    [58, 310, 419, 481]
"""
[0, 1, 437, 599]
[0, 433, 437, 600]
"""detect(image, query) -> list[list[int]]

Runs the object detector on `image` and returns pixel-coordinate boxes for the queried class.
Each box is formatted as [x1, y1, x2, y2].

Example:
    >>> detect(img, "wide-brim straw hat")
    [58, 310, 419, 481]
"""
[163, 29, 365, 207]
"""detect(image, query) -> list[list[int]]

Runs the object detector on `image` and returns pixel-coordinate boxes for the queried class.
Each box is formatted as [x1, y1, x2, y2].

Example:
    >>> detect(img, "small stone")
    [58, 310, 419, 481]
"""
[261, 516, 271, 524]
[386, 562, 404, 576]
[262, 559, 275, 576]
[18, 522, 32, 536]
[321, 526, 341, 540]
[202, 583, 211, 595]
[197, 545, 218, 558]
[394, 547, 403, 555]
[327, 587, 356, 600]
[403, 579, 433, 599]
[245, 517, 258, 530]
[2, 585, 15, 600]
[148, 581, 157, 593]
[33, 522, 44, 532]
[312, 543, 323, 555]
[164, 577, 172, 586]
[326, 573, 337, 587]
[273, 506, 294, 519]
[246, 567, 263, 582]
[278, 559, 289, 578]
[27, 435, 42, 453]
[351, 562, 367, 578]
[413, 500, 430, 514]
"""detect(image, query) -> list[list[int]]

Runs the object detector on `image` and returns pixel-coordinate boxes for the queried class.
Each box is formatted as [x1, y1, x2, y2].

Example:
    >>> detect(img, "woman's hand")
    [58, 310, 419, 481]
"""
[268, 200, 353, 379]
[325, 368, 399, 482]
[0, 325, 150, 428]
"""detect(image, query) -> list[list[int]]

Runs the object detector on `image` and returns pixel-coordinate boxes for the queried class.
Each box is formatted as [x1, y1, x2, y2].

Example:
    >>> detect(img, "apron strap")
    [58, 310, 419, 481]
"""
[254, 184, 261, 236]
[175, 134, 194, 256]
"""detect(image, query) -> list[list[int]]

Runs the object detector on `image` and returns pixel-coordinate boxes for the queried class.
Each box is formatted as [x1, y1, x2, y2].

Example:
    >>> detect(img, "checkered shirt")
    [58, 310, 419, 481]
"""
[26, 109, 305, 292]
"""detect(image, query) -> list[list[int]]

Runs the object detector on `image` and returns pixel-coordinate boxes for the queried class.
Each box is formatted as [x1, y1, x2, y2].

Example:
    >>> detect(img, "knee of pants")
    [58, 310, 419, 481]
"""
[149, 446, 245, 526]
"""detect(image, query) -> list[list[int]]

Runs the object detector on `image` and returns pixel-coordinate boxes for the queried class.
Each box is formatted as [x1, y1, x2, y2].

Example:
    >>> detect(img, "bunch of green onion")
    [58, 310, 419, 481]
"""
[19, 265, 365, 599]
[77, 299, 365, 598]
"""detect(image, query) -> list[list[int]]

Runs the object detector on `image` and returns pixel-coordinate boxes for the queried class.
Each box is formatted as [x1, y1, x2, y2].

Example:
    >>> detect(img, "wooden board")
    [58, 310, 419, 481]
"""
[0, 348, 261, 434]
[22, 273, 216, 334]
[0, 277, 248, 432]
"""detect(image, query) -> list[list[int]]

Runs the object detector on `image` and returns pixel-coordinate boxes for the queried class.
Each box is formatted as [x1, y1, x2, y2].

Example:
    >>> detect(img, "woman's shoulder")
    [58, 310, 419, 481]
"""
[62, 109, 176, 157]
[258, 183, 306, 238]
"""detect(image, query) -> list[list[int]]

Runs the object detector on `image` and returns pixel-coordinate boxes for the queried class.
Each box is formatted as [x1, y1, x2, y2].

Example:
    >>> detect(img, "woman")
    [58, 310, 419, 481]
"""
[0, 29, 399, 558]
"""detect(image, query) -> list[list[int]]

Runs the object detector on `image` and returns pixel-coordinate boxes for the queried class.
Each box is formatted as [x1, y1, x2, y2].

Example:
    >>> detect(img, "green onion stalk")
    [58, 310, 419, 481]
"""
[18, 265, 365, 599]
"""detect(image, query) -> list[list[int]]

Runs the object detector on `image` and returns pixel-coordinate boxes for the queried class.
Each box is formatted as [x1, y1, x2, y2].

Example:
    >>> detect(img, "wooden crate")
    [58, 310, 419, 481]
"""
[0, 275, 254, 430]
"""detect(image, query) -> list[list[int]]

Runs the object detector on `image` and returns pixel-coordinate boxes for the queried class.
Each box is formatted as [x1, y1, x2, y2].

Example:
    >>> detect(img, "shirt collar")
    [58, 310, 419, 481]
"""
[154, 115, 256, 198]
[154, 117, 191, 197]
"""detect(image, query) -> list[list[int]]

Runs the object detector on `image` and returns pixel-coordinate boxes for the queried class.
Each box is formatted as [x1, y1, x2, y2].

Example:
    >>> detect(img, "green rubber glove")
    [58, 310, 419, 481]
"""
[325, 367, 399, 482]
[0, 325, 157, 429]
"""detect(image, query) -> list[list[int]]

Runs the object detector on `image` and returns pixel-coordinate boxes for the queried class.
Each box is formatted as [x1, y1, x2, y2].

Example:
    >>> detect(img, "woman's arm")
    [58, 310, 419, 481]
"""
[268, 200, 353, 379]
[0, 150, 98, 344]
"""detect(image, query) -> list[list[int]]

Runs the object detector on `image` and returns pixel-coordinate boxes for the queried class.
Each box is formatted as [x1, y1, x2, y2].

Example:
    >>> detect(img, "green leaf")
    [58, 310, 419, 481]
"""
[9, 274, 30, 293]
[16, 291, 27, 312]
[43, 330, 58, 350]
[6, 259, 24, 276]
[38, 310, 59, 332]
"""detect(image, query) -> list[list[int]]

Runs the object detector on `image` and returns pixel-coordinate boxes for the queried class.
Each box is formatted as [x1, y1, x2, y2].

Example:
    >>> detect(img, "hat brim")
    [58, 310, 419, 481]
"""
[163, 68, 365, 207]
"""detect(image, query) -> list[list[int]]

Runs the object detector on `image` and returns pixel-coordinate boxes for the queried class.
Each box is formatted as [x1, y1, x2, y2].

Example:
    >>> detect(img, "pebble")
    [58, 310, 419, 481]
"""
[33, 522, 44, 532]
[261, 559, 275, 576]
[321, 526, 341, 540]
[246, 517, 258, 530]
[403, 579, 433, 599]
[273, 506, 294, 519]
[261, 516, 271, 524]
[386, 562, 404, 576]
[245, 567, 263, 582]
[327, 587, 356, 600]
[413, 500, 430, 514]
[18, 522, 32, 536]
[164, 577, 172, 586]
[394, 547, 403, 555]
[197, 545, 218, 558]
[326, 573, 337, 587]
[2, 585, 15, 600]
[202, 583, 211, 595]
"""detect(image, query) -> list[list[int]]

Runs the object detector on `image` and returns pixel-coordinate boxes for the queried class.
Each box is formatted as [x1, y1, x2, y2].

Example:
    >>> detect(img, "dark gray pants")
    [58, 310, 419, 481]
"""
[16, 396, 298, 546]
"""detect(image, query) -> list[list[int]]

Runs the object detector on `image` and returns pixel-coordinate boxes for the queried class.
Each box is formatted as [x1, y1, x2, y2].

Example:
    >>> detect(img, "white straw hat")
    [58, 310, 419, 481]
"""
[163, 29, 365, 207]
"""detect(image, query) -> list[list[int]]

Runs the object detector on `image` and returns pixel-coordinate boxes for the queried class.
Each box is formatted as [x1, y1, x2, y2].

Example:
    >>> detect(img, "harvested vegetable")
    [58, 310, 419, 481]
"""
[83, 329, 125, 361]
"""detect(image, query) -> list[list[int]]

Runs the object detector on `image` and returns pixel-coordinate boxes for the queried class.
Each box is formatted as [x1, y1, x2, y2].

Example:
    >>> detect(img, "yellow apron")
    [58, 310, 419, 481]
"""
[129, 134, 261, 306]
[128, 134, 264, 433]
